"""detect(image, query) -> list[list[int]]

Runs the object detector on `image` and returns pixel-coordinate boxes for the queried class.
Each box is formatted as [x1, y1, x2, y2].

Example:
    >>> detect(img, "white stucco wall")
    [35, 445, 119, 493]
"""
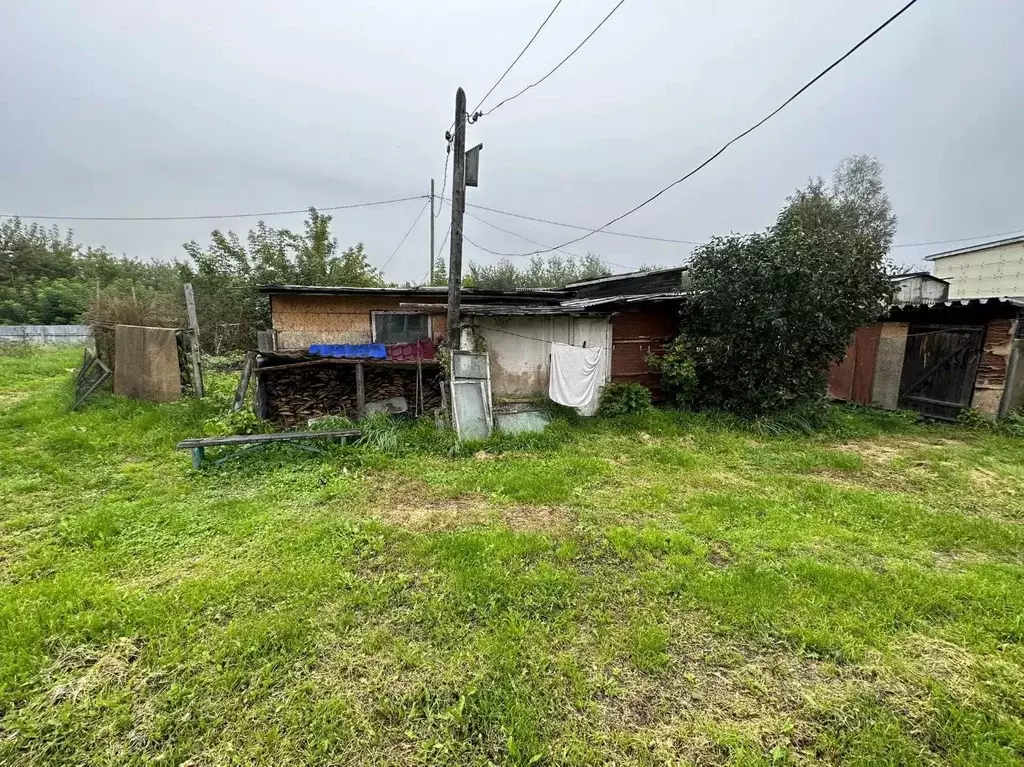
[930, 241, 1024, 299]
[462, 315, 612, 415]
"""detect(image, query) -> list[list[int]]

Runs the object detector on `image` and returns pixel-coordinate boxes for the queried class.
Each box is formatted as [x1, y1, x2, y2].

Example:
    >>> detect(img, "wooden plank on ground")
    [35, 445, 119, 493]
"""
[175, 429, 361, 450]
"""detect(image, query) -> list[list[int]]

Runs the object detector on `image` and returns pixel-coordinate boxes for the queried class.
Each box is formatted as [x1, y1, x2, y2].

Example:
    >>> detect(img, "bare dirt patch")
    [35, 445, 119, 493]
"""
[376, 495, 572, 533]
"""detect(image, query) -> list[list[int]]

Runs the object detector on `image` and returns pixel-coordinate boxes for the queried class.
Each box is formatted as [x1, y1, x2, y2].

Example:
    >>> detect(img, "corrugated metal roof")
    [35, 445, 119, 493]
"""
[891, 272, 949, 283]
[924, 235, 1024, 261]
[562, 266, 687, 288]
[258, 284, 566, 299]
[889, 296, 1024, 311]
[398, 303, 613, 316]
[560, 292, 686, 308]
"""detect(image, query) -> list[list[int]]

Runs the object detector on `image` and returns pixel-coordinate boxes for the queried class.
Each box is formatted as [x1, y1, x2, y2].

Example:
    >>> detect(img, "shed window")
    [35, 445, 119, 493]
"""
[372, 312, 430, 344]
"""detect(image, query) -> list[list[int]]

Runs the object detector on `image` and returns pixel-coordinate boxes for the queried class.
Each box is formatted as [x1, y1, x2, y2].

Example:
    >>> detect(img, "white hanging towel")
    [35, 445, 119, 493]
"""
[549, 342, 604, 410]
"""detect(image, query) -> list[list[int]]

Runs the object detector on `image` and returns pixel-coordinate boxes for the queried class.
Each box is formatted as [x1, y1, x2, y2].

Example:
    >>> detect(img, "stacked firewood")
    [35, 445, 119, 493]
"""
[260, 363, 443, 427]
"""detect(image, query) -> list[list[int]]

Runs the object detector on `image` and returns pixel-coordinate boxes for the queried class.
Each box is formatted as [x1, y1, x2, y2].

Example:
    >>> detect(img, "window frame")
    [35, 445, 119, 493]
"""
[370, 311, 432, 344]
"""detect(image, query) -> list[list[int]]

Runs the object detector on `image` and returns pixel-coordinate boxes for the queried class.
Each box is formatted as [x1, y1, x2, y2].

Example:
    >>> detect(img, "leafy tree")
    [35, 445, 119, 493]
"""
[467, 254, 609, 290]
[680, 156, 895, 415]
[179, 207, 385, 351]
[0, 218, 177, 325]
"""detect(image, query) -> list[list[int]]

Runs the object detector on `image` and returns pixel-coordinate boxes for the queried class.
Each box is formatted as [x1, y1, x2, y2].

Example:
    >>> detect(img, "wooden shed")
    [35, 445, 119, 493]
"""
[828, 297, 1024, 419]
[256, 267, 687, 422]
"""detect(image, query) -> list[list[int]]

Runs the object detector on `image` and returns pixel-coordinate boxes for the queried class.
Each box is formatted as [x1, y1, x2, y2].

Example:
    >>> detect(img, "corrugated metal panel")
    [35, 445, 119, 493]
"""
[828, 324, 882, 406]
[609, 307, 679, 398]
[851, 324, 881, 405]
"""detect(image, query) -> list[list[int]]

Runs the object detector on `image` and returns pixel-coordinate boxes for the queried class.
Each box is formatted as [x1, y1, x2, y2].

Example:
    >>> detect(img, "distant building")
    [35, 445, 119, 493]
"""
[925, 235, 1024, 299]
[891, 272, 949, 304]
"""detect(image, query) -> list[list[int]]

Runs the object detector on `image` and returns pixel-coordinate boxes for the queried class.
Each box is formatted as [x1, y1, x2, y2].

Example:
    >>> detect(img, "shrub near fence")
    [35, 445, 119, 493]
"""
[0, 325, 91, 345]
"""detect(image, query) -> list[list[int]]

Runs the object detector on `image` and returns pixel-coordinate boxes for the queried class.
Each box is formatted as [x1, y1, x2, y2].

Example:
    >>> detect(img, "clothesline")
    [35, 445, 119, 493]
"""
[459, 323, 591, 348]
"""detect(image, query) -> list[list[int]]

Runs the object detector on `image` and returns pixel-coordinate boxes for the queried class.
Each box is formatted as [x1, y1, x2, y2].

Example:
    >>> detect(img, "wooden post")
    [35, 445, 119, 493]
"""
[447, 87, 467, 351]
[355, 362, 365, 418]
[183, 283, 205, 397]
[429, 178, 435, 284]
[232, 351, 255, 412]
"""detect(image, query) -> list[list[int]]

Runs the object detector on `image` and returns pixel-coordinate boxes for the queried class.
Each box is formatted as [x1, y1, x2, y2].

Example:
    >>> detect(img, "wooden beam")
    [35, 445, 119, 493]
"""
[355, 362, 365, 418]
[232, 351, 255, 412]
[183, 283, 205, 397]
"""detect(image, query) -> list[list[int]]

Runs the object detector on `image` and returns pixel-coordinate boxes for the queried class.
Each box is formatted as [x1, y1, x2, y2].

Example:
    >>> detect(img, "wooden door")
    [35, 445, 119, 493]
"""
[898, 325, 985, 420]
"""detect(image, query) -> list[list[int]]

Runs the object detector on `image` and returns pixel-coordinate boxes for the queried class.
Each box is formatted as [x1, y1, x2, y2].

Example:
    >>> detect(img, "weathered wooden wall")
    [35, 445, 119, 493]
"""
[870, 322, 909, 410]
[270, 294, 446, 349]
[973, 318, 1016, 414]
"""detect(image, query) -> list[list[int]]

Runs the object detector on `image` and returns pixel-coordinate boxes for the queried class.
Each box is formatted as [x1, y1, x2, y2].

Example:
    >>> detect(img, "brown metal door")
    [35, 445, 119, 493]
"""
[898, 325, 985, 420]
[851, 323, 881, 405]
[610, 310, 677, 398]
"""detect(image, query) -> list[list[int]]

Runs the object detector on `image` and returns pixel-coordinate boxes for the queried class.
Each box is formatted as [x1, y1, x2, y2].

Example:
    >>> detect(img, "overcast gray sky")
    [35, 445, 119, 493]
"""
[2, 0, 1022, 281]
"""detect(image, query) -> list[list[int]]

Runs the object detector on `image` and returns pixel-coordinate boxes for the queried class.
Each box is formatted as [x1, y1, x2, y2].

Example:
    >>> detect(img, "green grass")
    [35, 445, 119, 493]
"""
[2, 349, 1024, 765]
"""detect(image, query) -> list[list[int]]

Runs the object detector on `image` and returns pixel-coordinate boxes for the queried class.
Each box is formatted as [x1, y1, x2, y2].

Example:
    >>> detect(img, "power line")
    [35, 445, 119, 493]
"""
[892, 228, 1024, 249]
[0, 195, 427, 223]
[451, 200, 1024, 253]
[465, 0, 565, 125]
[381, 199, 430, 270]
[476, 0, 629, 120]
[444, 0, 564, 158]
[455, 199, 698, 244]
[459, 204, 633, 270]
[434, 150, 450, 219]
[485, 0, 923, 258]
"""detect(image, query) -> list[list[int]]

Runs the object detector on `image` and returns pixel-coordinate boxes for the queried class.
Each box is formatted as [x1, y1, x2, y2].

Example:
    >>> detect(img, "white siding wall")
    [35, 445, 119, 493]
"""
[463, 316, 612, 415]
[894, 277, 948, 304]
[931, 242, 1024, 299]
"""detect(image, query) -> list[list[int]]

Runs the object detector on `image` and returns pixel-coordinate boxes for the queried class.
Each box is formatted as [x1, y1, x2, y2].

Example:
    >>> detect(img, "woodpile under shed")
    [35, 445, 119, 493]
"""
[254, 355, 443, 427]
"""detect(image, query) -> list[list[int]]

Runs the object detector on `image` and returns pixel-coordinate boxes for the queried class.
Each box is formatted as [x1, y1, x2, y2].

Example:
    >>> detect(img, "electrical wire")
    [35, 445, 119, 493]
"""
[434, 149, 451, 219]
[453, 200, 1024, 253]
[892, 229, 1024, 249]
[381, 199, 430, 270]
[0, 195, 427, 222]
[453, 199, 698, 244]
[460, 206, 633, 270]
[443, 0, 564, 175]
[484, 0, 923, 258]
[421, 222, 453, 285]
[463, 0, 565, 127]
[476, 0, 629, 119]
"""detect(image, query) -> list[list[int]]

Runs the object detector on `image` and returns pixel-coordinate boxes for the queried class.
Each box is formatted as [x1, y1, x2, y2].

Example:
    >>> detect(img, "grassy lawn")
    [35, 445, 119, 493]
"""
[2, 348, 1023, 765]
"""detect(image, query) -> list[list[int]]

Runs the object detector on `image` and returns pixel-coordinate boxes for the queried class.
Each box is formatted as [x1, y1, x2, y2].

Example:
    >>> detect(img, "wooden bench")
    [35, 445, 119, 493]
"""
[175, 429, 361, 468]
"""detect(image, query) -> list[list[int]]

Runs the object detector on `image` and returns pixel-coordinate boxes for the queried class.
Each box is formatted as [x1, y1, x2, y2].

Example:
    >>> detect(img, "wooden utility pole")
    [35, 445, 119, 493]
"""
[429, 178, 435, 284]
[447, 87, 467, 351]
[183, 283, 205, 397]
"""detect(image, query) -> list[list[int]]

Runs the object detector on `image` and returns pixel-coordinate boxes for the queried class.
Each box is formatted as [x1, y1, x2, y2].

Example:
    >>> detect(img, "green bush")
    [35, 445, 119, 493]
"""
[202, 408, 269, 436]
[598, 383, 653, 417]
[647, 340, 697, 408]
[958, 407, 1024, 437]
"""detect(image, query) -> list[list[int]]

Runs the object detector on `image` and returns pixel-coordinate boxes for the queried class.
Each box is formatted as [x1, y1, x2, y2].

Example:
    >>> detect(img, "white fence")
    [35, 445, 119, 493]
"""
[0, 325, 92, 345]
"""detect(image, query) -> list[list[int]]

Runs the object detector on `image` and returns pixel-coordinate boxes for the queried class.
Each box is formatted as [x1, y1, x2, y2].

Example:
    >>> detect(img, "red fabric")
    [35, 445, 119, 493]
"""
[386, 338, 436, 360]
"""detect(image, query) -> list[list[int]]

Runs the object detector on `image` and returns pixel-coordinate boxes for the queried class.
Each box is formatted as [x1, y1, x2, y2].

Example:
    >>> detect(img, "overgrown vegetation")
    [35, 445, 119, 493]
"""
[597, 382, 652, 416]
[678, 155, 897, 415]
[449, 253, 610, 290]
[0, 218, 180, 325]
[3, 350, 1024, 765]
[0, 209, 385, 354]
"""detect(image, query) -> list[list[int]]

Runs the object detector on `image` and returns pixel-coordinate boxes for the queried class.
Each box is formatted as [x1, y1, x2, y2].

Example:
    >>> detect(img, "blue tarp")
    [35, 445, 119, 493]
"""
[308, 343, 387, 359]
